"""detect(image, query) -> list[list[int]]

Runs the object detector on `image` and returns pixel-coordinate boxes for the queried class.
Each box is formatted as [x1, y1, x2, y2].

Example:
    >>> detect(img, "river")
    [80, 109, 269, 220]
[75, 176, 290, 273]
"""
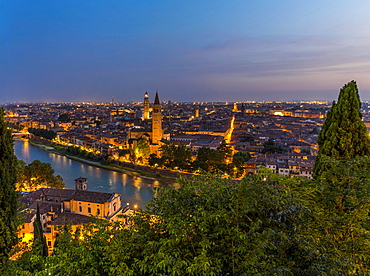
[13, 140, 157, 208]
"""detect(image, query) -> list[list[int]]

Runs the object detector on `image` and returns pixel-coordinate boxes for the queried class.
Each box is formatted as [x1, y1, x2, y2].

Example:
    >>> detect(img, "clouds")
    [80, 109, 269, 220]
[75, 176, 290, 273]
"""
[2, 1, 370, 103]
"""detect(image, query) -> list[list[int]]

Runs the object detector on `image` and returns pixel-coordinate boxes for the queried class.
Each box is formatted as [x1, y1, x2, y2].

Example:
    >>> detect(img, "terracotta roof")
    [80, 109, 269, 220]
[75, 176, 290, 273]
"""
[49, 212, 94, 225]
[20, 188, 119, 208]
[39, 188, 75, 200]
[28, 201, 63, 215]
[71, 190, 115, 204]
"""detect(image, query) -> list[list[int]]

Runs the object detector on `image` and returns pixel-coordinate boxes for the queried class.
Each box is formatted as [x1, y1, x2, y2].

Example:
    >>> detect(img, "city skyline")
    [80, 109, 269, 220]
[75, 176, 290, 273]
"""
[2, 1, 370, 103]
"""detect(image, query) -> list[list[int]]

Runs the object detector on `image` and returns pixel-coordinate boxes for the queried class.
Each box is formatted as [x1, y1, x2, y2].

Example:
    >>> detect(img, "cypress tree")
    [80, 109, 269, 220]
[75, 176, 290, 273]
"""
[33, 204, 48, 257]
[313, 81, 370, 177]
[0, 108, 18, 272]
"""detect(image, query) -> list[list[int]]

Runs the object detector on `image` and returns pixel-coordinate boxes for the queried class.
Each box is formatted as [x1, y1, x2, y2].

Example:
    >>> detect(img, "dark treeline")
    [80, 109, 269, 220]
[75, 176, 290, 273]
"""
[28, 128, 57, 141]
[6, 165, 370, 275]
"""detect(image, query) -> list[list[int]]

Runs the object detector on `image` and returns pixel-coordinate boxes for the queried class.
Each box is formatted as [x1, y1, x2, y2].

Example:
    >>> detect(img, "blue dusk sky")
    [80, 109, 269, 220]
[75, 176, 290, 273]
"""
[2, 0, 370, 103]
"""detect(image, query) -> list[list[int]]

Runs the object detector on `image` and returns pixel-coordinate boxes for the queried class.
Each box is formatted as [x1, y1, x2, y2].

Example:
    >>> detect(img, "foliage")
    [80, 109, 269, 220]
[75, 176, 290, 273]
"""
[151, 141, 250, 176]
[28, 128, 57, 140]
[308, 156, 370, 272]
[7, 122, 24, 131]
[148, 153, 161, 167]
[309, 81, 370, 272]
[0, 108, 19, 274]
[232, 151, 251, 177]
[217, 140, 233, 163]
[314, 80, 370, 177]
[45, 220, 116, 275]
[150, 141, 193, 170]
[240, 133, 254, 142]
[57, 114, 70, 122]
[159, 141, 192, 161]
[300, 148, 310, 154]
[232, 151, 251, 166]
[16, 160, 65, 191]
[119, 148, 131, 157]
[196, 146, 223, 163]
[65, 145, 101, 161]
[7, 170, 366, 275]
[134, 139, 150, 163]
[261, 138, 286, 154]
[33, 204, 48, 257]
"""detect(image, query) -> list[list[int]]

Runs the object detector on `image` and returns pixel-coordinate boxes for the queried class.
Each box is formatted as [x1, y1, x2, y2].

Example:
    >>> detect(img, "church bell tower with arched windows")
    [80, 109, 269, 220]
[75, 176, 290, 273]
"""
[151, 91, 163, 145]
[143, 92, 150, 120]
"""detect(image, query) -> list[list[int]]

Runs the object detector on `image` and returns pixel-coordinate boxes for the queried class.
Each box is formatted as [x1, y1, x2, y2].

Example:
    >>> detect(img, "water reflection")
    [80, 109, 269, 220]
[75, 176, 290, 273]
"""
[122, 174, 127, 186]
[21, 140, 30, 161]
[13, 140, 156, 208]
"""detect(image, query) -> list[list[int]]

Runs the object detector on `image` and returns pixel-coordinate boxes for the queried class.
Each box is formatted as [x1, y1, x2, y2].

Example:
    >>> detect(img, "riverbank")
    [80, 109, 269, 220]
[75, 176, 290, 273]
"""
[28, 140, 180, 185]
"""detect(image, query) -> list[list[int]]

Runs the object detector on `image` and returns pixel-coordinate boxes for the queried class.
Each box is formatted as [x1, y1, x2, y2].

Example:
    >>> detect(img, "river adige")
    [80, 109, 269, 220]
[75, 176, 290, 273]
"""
[14, 139, 157, 208]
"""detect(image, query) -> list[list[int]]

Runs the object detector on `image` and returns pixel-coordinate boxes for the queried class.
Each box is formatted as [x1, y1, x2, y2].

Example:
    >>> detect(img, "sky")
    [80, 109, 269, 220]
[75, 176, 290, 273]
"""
[2, 0, 370, 103]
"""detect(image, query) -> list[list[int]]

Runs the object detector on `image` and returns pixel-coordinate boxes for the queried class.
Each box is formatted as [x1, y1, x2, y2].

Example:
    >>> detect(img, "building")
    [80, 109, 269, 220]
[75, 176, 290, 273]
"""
[151, 91, 163, 145]
[18, 177, 130, 253]
[143, 92, 150, 120]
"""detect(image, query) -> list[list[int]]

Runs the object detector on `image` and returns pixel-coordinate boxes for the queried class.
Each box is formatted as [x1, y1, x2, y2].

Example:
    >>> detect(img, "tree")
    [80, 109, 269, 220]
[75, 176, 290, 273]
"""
[107, 172, 343, 275]
[175, 144, 192, 161]
[16, 160, 65, 191]
[313, 81, 370, 177]
[232, 151, 251, 176]
[134, 139, 150, 163]
[217, 140, 232, 163]
[300, 148, 310, 154]
[0, 108, 19, 273]
[310, 81, 370, 271]
[6, 171, 358, 275]
[196, 146, 223, 163]
[148, 153, 161, 167]
[232, 151, 251, 166]
[159, 140, 176, 158]
[240, 133, 254, 142]
[261, 138, 286, 154]
[57, 114, 70, 122]
[159, 141, 192, 161]
[33, 204, 48, 257]
[28, 128, 57, 140]
[308, 157, 370, 272]
[156, 141, 192, 170]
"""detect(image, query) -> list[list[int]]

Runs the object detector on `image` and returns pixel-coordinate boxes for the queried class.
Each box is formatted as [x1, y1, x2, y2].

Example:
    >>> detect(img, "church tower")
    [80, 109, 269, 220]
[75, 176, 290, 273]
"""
[75, 177, 88, 191]
[151, 91, 163, 145]
[143, 92, 150, 120]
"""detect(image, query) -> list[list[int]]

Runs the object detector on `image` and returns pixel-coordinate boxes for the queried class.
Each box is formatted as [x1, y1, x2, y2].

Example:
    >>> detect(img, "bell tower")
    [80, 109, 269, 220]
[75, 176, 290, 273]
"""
[143, 92, 150, 120]
[75, 177, 88, 191]
[151, 91, 163, 145]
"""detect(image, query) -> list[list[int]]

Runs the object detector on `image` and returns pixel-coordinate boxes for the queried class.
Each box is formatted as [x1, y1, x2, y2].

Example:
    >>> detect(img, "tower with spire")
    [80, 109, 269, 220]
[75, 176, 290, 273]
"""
[143, 92, 150, 120]
[151, 91, 163, 145]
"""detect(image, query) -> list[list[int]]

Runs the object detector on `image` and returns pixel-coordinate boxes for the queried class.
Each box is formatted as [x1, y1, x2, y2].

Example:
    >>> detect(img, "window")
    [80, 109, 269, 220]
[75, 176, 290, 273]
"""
[79, 206, 82, 212]
[88, 207, 91, 214]
[97, 208, 100, 215]
[47, 241, 52, 247]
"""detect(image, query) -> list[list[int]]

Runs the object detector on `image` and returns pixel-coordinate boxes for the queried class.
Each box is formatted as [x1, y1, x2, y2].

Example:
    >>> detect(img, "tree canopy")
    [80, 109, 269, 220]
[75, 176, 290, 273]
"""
[261, 138, 286, 154]
[0, 108, 19, 273]
[16, 160, 65, 191]
[28, 128, 57, 140]
[7, 171, 362, 275]
[57, 114, 71, 122]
